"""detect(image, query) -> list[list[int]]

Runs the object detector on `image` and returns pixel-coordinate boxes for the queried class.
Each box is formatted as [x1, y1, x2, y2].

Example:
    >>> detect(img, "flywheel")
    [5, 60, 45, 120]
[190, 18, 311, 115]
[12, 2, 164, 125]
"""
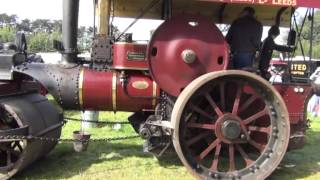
[171, 70, 290, 180]
[147, 14, 229, 97]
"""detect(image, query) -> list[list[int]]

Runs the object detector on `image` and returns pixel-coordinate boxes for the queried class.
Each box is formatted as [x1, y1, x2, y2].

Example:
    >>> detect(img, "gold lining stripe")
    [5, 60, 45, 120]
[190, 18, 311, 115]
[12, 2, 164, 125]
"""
[78, 68, 84, 109]
[114, 42, 147, 45]
[112, 71, 117, 111]
[112, 66, 149, 71]
[152, 81, 157, 108]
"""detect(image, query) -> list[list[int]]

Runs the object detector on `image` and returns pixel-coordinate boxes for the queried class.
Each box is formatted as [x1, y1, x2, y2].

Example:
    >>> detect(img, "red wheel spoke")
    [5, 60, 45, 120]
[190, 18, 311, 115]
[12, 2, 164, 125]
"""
[187, 122, 215, 130]
[187, 132, 211, 146]
[249, 139, 265, 152]
[199, 139, 220, 160]
[232, 139, 247, 144]
[236, 145, 254, 166]
[239, 122, 250, 141]
[239, 95, 258, 113]
[210, 143, 222, 171]
[219, 82, 225, 112]
[184, 112, 193, 122]
[190, 104, 215, 120]
[232, 84, 242, 115]
[229, 144, 236, 171]
[243, 107, 268, 125]
[248, 126, 271, 134]
[205, 93, 224, 117]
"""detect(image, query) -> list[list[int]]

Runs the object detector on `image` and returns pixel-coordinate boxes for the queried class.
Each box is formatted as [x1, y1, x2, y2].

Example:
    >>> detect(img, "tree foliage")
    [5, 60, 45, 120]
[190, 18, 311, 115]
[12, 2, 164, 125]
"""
[297, 10, 320, 59]
[0, 13, 97, 53]
[0, 13, 17, 27]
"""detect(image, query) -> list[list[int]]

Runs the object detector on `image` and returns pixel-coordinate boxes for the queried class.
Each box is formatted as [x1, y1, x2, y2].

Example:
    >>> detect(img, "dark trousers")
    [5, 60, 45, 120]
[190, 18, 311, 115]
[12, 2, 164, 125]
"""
[232, 52, 255, 69]
[259, 57, 271, 79]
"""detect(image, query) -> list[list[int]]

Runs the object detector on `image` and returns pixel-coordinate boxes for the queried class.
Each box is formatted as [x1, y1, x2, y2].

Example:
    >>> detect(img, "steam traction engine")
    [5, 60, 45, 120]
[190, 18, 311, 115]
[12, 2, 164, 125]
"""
[0, 0, 320, 179]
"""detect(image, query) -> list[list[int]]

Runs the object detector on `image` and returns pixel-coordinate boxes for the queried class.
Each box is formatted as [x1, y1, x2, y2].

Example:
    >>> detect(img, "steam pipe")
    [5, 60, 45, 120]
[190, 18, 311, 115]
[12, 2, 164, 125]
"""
[275, 7, 287, 27]
[62, 0, 80, 63]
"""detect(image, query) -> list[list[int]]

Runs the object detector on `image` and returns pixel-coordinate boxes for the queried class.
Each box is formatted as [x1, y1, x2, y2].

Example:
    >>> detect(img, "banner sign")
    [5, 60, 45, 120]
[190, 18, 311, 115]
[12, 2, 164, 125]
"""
[199, 0, 320, 8]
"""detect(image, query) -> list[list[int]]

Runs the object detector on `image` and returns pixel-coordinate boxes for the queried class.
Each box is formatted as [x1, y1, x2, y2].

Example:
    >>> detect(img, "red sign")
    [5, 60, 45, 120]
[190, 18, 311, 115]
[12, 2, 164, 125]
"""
[199, 0, 320, 8]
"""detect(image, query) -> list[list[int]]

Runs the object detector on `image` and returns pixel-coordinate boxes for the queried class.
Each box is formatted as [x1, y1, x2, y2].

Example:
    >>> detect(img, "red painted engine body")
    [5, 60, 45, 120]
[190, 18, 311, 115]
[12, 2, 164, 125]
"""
[275, 83, 312, 149]
[80, 68, 159, 112]
[113, 42, 149, 70]
[148, 14, 229, 96]
[275, 84, 312, 124]
[78, 41, 161, 112]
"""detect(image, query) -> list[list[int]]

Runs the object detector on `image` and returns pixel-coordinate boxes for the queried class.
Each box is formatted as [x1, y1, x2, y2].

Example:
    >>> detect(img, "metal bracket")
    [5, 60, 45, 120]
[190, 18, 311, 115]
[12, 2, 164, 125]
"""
[145, 115, 173, 129]
[0, 126, 28, 137]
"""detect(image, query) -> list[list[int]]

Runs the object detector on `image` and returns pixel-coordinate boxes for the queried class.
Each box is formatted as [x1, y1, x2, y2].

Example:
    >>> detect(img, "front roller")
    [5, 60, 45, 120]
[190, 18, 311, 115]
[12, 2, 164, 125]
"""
[0, 93, 63, 179]
[171, 70, 290, 180]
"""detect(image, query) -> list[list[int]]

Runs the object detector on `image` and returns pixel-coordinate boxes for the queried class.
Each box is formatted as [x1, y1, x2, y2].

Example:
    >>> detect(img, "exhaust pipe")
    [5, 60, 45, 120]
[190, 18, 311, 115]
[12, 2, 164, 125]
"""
[62, 0, 80, 63]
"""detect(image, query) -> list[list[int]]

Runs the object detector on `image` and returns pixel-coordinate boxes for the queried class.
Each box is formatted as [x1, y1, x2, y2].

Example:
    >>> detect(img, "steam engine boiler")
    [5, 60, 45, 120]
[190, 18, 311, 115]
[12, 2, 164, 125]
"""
[0, 0, 316, 180]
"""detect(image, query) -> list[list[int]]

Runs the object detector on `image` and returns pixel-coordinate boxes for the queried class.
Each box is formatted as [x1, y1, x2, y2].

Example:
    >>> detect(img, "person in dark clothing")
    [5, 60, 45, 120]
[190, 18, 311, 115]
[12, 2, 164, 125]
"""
[259, 25, 295, 79]
[226, 7, 263, 69]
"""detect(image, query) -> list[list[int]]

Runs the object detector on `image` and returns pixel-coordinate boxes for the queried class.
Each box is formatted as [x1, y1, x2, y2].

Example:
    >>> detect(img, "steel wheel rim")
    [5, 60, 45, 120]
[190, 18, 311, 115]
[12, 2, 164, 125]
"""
[0, 104, 26, 180]
[172, 70, 290, 180]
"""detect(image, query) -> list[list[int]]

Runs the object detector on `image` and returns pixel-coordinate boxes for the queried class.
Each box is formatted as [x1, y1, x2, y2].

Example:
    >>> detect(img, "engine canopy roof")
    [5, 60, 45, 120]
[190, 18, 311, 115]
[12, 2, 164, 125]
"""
[113, 0, 319, 26]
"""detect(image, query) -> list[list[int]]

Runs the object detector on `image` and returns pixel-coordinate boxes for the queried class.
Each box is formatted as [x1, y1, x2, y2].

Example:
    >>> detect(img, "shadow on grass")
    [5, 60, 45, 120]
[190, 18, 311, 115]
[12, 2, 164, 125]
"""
[13, 128, 320, 180]
[13, 141, 156, 180]
[13, 141, 186, 180]
[154, 147, 183, 167]
[270, 129, 320, 180]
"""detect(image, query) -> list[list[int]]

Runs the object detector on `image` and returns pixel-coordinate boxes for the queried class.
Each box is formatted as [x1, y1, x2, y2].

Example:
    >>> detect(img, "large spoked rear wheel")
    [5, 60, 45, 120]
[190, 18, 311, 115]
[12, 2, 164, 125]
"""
[171, 70, 290, 180]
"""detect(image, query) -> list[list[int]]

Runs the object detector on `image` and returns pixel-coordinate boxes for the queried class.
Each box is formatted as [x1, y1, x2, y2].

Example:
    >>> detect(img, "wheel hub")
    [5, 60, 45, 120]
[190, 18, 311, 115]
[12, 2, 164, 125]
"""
[215, 114, 243, 144]
[221, 120, 241, 140]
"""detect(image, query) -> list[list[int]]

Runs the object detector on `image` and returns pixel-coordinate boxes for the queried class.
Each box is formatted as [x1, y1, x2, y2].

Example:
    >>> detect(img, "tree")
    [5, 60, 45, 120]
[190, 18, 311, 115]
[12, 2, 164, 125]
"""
[17, 19, 31, 32]
[111, 25, 121, 38]
[298, 10, 320, 59]
[301, 11, 320, 43]
[77, 26, 95, 52]
[0, 13, 17, 27]
[31, 19, 53, 33]
[52, 20, 62, 32]
[9, 15, 17, 26]
[0, 13, 124, 53]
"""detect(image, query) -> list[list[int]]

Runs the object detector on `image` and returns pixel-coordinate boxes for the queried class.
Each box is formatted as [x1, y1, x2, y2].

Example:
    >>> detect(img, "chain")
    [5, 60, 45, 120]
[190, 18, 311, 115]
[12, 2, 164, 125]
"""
[0, 134, 140, 143]
[64, 117, 131, 125]
[160, 91, 168, 120]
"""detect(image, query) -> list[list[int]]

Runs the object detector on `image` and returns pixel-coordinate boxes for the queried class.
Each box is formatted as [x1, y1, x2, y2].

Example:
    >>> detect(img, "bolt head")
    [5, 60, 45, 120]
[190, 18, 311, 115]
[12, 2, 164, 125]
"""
[181, 49, 197, 64]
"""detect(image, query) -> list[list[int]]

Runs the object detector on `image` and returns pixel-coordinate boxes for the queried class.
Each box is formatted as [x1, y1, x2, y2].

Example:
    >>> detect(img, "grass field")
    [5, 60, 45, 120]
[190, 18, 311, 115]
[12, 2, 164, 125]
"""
[11, 111, 320, 180]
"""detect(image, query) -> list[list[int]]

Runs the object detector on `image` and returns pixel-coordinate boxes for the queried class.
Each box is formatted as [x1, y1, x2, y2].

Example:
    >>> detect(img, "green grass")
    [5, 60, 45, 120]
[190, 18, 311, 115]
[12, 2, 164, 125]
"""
[13, 111, 192, 180]
[11, 112, 320, 180]
[269, 115, 320, 180]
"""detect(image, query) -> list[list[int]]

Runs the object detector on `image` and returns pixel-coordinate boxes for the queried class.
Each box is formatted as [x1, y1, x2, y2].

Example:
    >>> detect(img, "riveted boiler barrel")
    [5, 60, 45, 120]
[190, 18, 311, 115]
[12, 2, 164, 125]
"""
[0, 93, 62, 179]
[79, 68, 160, 111]
[14, 64, 160, 111]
